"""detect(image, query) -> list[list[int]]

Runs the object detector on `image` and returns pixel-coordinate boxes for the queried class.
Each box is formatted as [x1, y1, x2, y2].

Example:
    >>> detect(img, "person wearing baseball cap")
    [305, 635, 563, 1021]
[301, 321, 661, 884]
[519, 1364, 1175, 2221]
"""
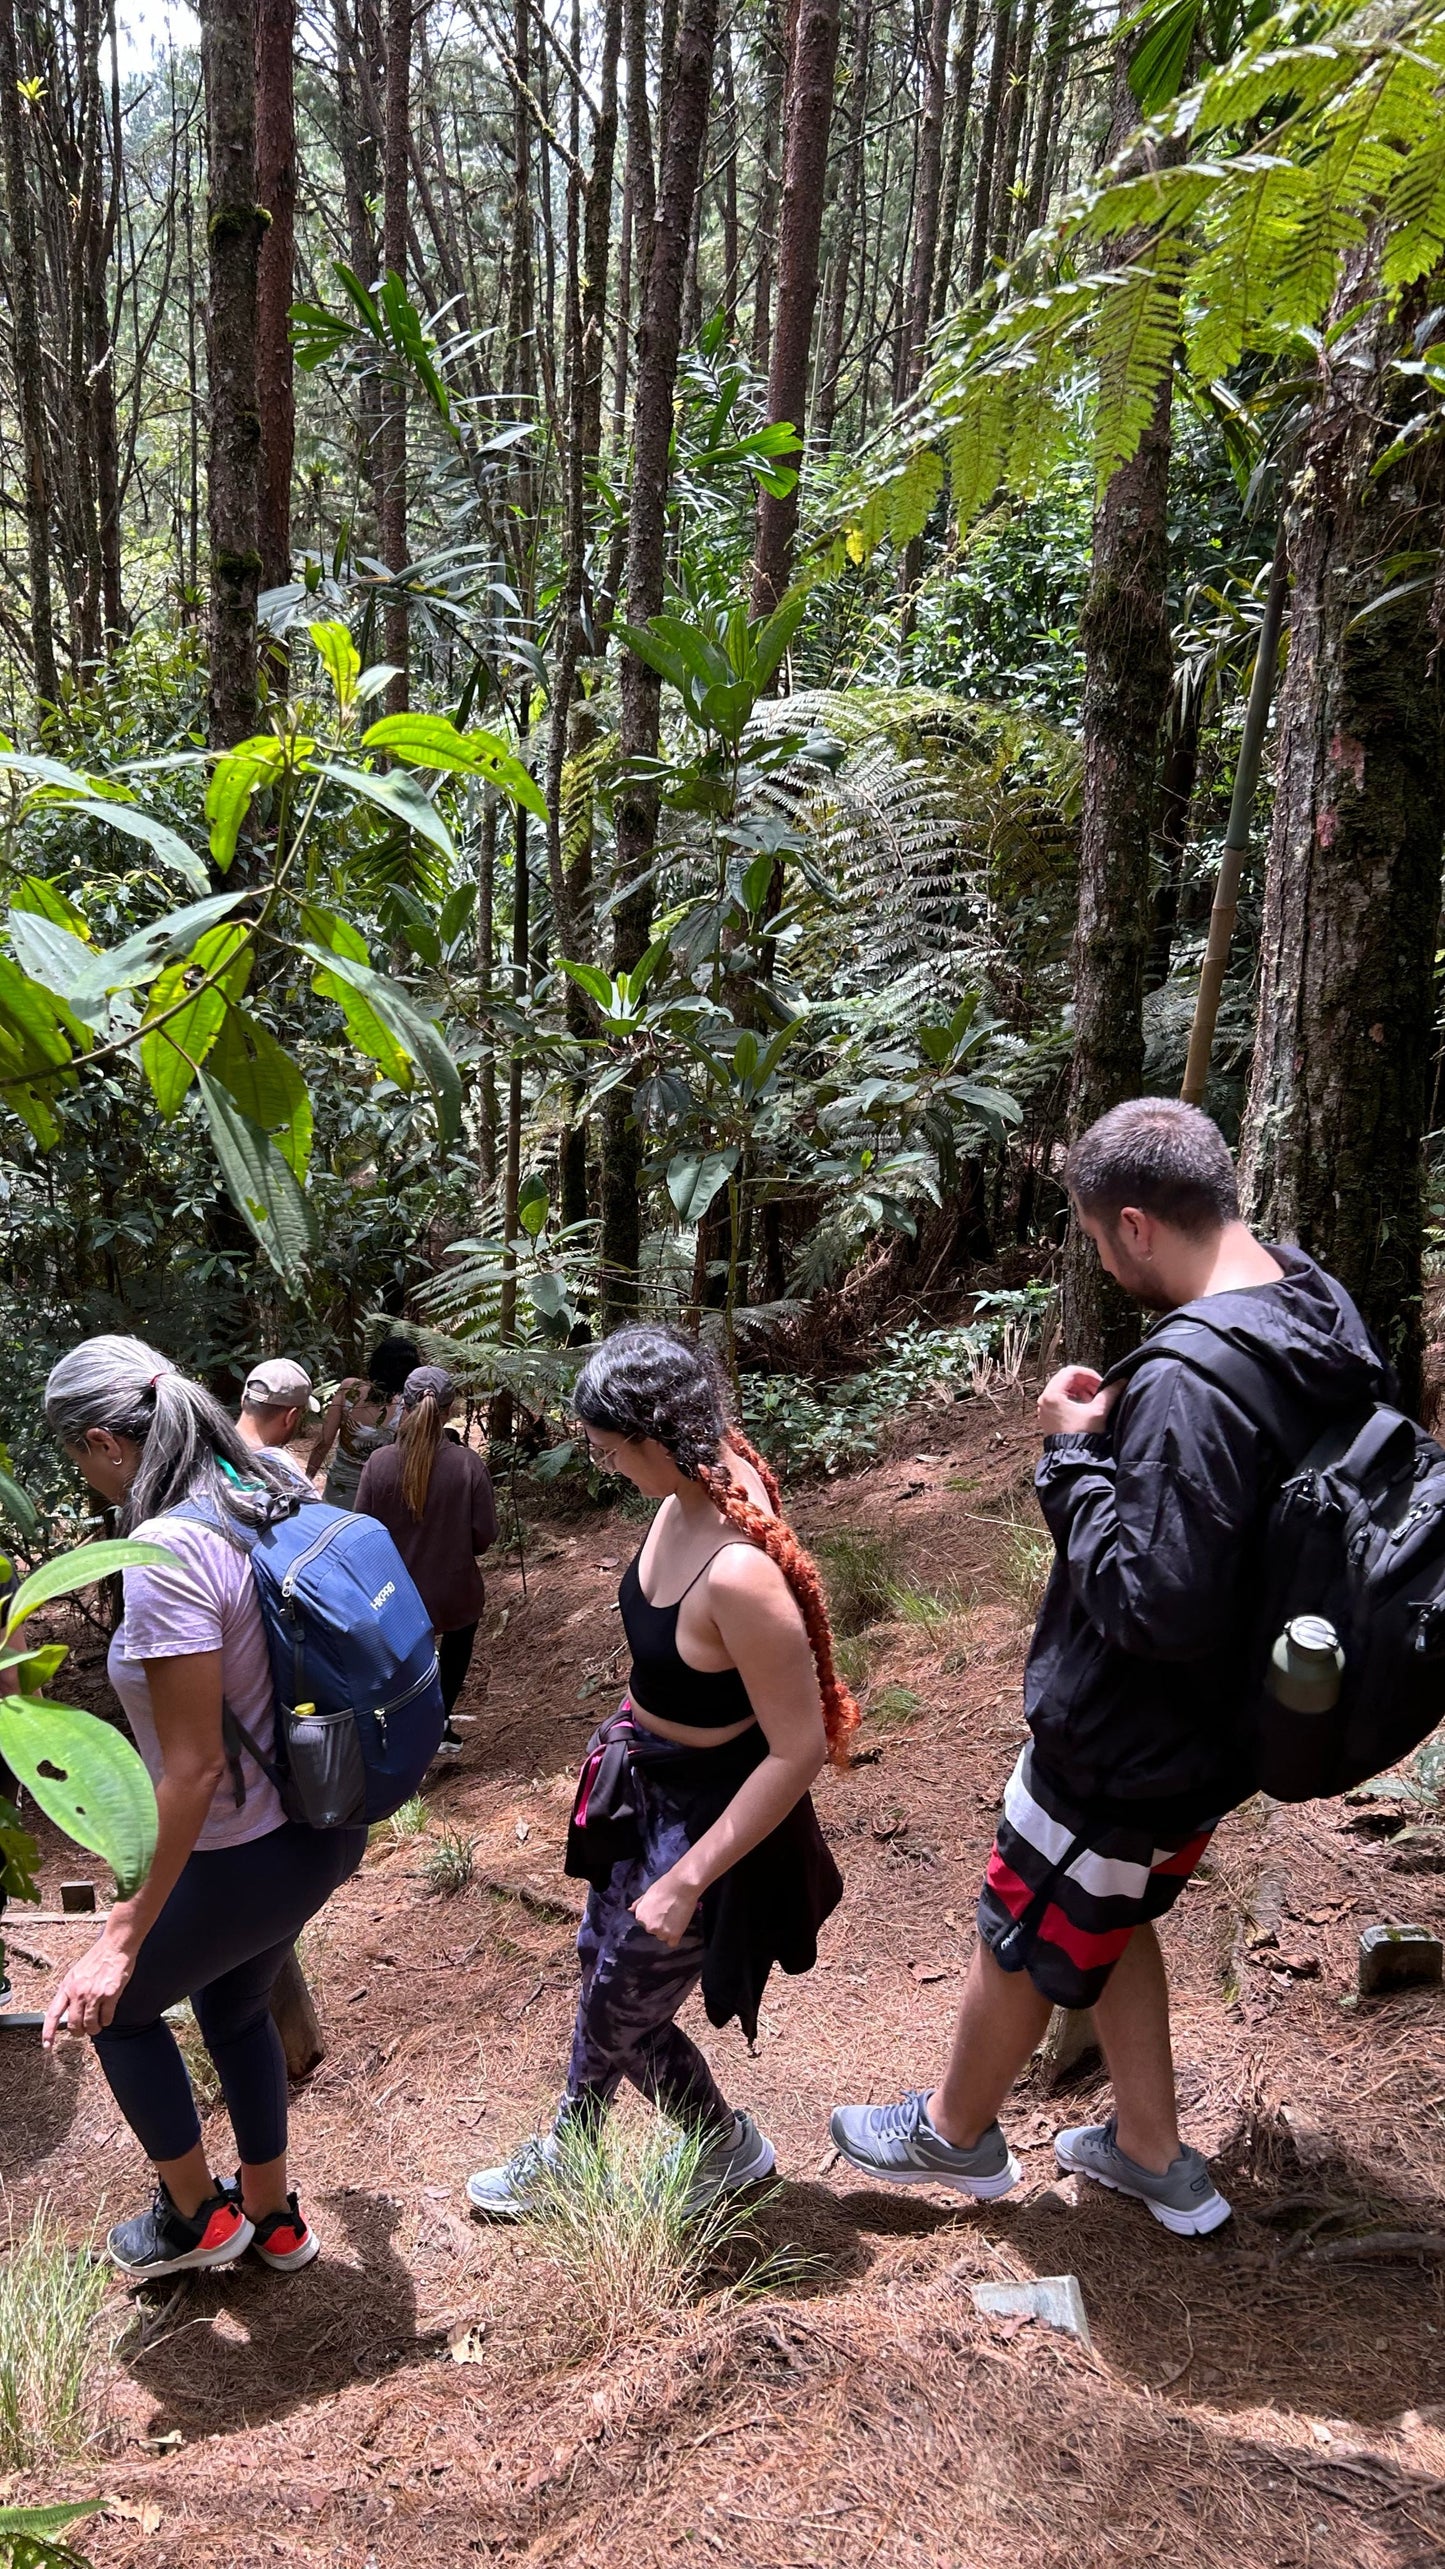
[236, 1361, 318, 1485]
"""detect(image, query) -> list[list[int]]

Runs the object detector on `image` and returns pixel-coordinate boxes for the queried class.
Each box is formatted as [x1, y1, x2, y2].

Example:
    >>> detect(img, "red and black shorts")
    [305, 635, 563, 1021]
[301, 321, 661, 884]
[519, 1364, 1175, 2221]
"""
[977, 1747, 1217, 2011]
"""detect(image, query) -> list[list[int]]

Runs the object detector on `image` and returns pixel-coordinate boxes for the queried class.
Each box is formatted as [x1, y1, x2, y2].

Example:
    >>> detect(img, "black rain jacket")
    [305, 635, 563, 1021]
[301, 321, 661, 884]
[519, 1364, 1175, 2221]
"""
[1025, 1246, 1387, 1818]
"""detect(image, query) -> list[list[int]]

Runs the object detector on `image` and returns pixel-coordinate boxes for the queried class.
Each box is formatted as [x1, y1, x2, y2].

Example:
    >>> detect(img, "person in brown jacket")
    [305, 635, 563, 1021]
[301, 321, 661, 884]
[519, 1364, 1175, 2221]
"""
[356, 1366, 498, 1761]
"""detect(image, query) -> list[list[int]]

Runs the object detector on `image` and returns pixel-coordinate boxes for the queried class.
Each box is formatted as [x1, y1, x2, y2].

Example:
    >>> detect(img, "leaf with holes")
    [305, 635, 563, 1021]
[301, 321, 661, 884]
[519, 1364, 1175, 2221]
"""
[199, 1074, 318, 1290]
[0, 1698, 157, 1895]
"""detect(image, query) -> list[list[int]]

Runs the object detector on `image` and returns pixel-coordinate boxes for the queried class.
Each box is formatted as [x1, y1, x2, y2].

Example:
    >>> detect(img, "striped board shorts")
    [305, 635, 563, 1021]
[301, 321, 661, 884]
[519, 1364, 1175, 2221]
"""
[977, 1746, 1217, 2010]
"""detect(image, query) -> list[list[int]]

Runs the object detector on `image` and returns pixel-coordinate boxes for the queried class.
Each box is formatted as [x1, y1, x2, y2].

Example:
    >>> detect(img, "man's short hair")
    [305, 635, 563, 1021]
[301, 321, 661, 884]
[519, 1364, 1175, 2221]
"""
[1065, 1098, 1239, 1236]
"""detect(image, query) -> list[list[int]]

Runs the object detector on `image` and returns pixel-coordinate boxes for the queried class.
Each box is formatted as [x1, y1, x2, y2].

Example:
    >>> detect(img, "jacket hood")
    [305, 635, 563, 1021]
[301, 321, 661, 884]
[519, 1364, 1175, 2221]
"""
[1160, 1244, 1387, 1413]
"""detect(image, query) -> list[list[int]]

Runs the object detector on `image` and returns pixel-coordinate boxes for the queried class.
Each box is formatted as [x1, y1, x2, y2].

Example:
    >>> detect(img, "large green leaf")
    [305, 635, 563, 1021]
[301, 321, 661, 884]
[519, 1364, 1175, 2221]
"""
[309, 617, 362, 714]
[361, 714, 547, 819]
[666, 1148, 739, 1224]
[3, 1537, 180, 1630]
[206, 736, 290, 873]
[302, 912, 413, 1087]
[6, 911, 106, 1019]
[0, 950, 81, 1067]
[299, 944, 460, 1139]
[206, 1005, 313, 1180]
[0, 2496, 103, 2569]
[199, 1073, 318, 1290]
[0, 1697, 157, 1896]
[317, 760, 456, 859]
[139, 922, 251, 1117]
[45, 798, 209, 895]
[0, 1464, 39, 1537]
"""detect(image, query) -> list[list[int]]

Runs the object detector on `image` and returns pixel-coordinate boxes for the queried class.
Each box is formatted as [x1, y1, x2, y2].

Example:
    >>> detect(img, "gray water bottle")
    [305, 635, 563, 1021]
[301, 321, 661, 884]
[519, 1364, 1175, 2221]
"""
[1267, 1614, 1344, 1713]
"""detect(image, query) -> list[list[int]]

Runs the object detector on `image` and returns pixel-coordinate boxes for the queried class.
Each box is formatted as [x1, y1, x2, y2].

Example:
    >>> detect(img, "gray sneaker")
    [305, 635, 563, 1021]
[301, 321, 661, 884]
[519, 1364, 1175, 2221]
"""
[830, 2090, 1022, 2198]
[1054, 2115, 1231, 2236]
[674, 2112, 776, 2216]
[465, 2133, 562, 2219]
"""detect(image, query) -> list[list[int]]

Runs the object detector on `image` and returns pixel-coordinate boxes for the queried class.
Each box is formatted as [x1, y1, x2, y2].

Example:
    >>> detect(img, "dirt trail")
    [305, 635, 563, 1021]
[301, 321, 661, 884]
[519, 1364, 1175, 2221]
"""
[2, 1385, 1443, 2566]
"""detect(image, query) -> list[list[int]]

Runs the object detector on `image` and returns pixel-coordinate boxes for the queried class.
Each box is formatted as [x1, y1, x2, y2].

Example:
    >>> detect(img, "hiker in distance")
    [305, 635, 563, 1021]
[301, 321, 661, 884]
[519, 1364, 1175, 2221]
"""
[236, 1357, 319, 1487]
[831, 1099, 1385, 2235]
[39, 1338, 366, 2280]
[467, 1326, 850, 2217]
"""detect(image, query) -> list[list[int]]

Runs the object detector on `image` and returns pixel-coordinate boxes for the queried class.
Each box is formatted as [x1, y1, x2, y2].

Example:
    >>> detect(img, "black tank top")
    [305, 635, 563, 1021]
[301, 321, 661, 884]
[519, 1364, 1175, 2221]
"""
[618, 1542, 758, 1731]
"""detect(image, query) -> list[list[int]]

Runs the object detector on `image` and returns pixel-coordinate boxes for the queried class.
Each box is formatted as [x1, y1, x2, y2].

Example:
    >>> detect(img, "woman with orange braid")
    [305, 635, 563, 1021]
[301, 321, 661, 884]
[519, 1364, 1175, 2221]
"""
[466, 1326, 853, 2217]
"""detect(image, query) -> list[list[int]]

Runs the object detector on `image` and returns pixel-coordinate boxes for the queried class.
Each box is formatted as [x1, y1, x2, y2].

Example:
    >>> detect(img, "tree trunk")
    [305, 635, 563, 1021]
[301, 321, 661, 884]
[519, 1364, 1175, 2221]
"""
[932, 0, 981, 326]
[966, 1, 1012, 293]
[815, 0, 871, 453]
[751, 0, 843, 614]
[268, 1944, 323, 2078]
[1021, 0, 1070, 238]
[749, 0, 785, 375]
[380, 0, 411, 714]
[201, 0, 264, 753]
[901, 0, 951, 398]
[0, 0, 60, 707]
[600, 0, 720, 1321]
[991, 0, 1037, 261]
[255, 0, 297, 601]
[1240, 278, 1445, 1408]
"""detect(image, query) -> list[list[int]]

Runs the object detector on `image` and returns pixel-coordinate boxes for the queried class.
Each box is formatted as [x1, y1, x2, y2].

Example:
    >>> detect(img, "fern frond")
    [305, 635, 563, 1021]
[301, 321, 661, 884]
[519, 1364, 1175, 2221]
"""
[1382, 126, 1445, 287]
[1091, 241, 1185, 495]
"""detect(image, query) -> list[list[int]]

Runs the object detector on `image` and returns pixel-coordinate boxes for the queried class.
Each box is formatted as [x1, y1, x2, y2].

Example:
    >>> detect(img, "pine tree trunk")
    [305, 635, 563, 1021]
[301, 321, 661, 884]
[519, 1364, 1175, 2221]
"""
[901, 0, 951, 398]
[814, 0, 871, 452]
[0, 0, 60, 707]
[991, 0, 1037, 260]
[201, 0, 264, 753]
[932, 0, 980, 326]
[749, 0, 785, 374]
[1021, 0, 1070, 238]
[600, 0, 720, 1321]
[1240, 276, 1445, 1407]
[256, 0, 296, 600]
[380, 0, 410, 714]
[966, 1, 1012, 292]
[751, 0, 843, 614]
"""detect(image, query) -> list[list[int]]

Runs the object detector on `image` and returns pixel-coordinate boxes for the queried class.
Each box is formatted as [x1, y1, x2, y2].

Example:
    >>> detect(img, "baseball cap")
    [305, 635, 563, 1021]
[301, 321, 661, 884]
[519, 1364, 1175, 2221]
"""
[242, 1358, 318, 1411]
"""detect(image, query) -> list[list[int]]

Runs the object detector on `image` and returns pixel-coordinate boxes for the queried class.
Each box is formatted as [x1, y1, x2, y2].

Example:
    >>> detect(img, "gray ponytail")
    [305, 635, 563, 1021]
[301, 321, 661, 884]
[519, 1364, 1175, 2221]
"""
[44, 1334, 314, 1534]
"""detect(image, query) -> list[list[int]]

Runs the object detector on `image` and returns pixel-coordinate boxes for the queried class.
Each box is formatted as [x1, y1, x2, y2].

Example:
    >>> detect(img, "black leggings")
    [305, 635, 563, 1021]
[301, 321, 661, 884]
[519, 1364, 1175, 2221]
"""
[438, 1621, 478, 1717]
[92, 1822, 365, 2165]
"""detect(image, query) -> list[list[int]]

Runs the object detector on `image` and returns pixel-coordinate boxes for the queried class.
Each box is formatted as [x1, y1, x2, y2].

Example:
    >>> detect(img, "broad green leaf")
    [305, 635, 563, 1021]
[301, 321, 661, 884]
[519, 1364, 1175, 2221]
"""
[199, 1073, 319, 1291]
[12, 876, 88, 932]
[139, 922, 251, 1117]
[751, 592, 807, 693]
[317, 760, 455, 860]
[47, 798, 209, 895]
[309, 617, 362, 714]
[206, 736, 287, 872]
[0, 949, 81, 1066]
[300, 900, 370, 963]
[6, 911, 104, 1017]
[361, 715, 547, 820]
[666, 1148, 739, 1225]
[3, 1536, 181, 1631]
[559, 957, 615, 1009]
[206, 1005, 313, 1180]
[0, 1698, 157, 1897]
[439, 881, 477, 945]
[299, 945, 460, 1139]
[517, 1173, 549, 1237]
[302, 914, 413, 1086]
[0, 1465, 39, 1537]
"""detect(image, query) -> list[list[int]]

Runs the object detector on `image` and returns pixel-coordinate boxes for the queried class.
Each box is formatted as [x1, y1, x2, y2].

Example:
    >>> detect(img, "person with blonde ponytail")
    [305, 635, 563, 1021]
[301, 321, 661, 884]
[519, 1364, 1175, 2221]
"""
[466, 1326, 849, 2219]
[356, 1367, 497, 1760]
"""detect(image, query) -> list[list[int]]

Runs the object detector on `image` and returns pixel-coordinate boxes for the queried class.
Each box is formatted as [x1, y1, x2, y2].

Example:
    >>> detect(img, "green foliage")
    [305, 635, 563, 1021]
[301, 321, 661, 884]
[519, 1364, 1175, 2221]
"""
[867, 1683, 927, 1728]
[745, 1308, 1052, 1480]
[815, 1530, 903, 1633]
[0, 1537, 165, 1895]
[0, 2499, 101, 2569]
[421, 1824, 476, 1896]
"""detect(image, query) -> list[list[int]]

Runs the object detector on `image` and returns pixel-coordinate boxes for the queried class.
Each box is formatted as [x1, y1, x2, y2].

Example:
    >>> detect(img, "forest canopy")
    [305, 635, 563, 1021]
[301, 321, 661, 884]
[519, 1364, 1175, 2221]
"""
[0, 0, 1442, 1511]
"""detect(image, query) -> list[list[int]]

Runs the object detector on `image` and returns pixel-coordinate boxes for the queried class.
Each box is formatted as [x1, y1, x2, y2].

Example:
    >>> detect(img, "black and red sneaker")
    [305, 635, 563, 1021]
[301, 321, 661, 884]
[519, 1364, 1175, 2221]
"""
[107, 2181, 253, 2281]
[226, 2176, 320, 2272]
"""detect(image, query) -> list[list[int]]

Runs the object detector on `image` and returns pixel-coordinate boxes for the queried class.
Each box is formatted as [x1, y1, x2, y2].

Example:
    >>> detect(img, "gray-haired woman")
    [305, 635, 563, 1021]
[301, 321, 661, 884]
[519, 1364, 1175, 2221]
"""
[40, 1335, 367, 2281]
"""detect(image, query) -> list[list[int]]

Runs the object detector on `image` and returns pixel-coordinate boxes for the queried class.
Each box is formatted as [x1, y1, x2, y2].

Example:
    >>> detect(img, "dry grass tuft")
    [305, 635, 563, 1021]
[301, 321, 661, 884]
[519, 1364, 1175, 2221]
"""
[0, 2200, 109, 2473]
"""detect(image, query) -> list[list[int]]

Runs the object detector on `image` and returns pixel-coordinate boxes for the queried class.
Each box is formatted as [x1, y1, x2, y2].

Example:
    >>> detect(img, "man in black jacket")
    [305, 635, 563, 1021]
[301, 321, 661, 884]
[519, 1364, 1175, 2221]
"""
[831, 1099, 1384, 2235]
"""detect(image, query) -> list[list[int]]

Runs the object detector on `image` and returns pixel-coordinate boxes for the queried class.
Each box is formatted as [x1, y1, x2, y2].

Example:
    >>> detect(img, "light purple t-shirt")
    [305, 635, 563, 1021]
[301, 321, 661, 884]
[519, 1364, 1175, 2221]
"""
[106, 1512, 285, 1852]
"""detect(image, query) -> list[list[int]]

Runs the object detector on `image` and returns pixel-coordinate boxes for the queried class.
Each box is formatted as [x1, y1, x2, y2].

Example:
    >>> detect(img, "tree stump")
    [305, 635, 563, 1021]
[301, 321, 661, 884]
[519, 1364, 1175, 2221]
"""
[1035, 2005, 1100, 2092]
[269, 1945, 323, 2079]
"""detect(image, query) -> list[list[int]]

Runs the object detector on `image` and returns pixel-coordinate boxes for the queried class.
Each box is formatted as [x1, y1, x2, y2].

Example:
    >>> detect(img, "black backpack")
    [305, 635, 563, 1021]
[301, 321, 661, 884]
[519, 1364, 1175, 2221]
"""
[1108, 1316, 1445, 1802]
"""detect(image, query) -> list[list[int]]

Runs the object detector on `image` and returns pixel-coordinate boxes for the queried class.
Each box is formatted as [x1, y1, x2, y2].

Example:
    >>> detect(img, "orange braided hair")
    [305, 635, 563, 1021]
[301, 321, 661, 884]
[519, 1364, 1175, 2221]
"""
[697, 1429, 860, 1766]
[572, 1326, 860, 1766]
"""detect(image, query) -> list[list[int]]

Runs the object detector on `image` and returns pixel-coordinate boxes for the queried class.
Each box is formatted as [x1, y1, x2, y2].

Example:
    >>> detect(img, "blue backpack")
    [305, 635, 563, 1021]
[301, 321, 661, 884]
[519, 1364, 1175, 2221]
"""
[181, 1495, 445, 1827]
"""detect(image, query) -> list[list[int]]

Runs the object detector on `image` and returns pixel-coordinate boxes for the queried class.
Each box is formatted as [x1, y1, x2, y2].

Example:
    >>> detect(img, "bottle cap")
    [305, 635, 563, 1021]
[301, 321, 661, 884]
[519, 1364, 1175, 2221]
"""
[1286, 1614, 1339, 1660]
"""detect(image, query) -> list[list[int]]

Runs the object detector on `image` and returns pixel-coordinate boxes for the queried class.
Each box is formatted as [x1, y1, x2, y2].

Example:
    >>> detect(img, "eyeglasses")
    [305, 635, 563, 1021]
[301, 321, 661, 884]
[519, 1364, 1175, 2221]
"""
[580, 1430, 626, 1470]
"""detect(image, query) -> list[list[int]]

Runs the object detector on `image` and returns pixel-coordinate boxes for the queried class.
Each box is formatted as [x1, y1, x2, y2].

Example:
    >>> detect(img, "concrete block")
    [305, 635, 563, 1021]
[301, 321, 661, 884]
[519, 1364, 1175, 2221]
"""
[1357, 1923, 1444, 1997]
[972, 2273, 1092, 2345]
[1035, 2006, 1101, 2090]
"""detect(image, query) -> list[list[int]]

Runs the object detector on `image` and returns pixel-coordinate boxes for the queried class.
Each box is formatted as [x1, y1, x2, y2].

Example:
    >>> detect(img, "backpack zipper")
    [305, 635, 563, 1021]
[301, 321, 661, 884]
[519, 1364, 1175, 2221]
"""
[278, 1516, 352, 1613]
[370, 1651, 440, 1745]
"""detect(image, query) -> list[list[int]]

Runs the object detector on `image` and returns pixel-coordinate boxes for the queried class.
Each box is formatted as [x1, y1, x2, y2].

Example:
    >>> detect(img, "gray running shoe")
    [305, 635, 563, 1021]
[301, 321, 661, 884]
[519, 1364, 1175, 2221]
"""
[829, 2090, 1022, 2198]
[465, 2133, 562, 2219]
[673, 2112, 776, 2216]
[1054, 2115, 1231, 2236]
